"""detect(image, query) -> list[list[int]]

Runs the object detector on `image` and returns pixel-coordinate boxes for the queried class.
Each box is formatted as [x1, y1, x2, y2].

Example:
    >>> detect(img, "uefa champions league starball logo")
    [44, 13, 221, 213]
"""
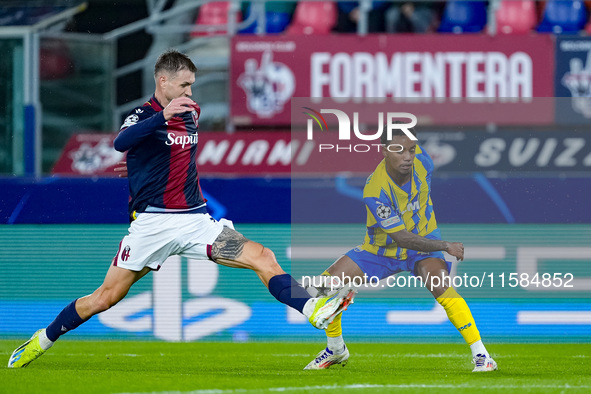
[376, 204, 392, 219]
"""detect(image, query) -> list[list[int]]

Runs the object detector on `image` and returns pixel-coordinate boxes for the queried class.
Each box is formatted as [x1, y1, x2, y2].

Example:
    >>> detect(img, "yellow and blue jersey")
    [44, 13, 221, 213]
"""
[361, 145, 438, 259]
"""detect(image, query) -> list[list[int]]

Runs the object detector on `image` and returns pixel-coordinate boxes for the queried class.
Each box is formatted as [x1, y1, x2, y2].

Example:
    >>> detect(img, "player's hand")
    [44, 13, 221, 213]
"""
[114, 161, 128, 178]
[445, 242, 464, 261]
[163, 97, 197, 120]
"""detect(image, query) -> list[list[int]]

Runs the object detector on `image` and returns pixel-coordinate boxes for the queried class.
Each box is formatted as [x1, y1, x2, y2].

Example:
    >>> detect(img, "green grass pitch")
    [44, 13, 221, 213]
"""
[1, 341, 590, 393]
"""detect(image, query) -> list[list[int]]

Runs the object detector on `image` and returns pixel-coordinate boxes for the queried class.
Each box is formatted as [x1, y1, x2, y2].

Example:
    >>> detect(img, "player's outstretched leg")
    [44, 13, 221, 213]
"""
[210, 227, 356, 330]
[416, 258, 498, 372]
[8, 264, 149, 368]
[303, 256, 363, 369]
[436, 286, 497, 372]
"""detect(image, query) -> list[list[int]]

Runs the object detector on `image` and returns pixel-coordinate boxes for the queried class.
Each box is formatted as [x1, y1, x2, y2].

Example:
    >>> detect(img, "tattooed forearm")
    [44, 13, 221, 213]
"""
[391, 230, 448, 253]
[211, 227, 248, 260]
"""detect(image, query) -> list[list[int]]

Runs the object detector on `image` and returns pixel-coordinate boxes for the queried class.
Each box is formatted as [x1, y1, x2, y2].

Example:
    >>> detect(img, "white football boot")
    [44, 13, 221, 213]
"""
[472, 353, 498, 372]
[304, 346, 350, 370]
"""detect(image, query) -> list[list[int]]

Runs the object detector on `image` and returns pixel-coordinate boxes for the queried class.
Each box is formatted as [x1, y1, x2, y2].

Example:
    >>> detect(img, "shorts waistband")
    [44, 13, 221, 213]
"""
[132, 205, 208, 220]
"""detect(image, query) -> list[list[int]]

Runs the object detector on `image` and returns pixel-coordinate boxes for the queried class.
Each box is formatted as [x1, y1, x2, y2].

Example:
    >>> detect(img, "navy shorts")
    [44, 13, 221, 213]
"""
[345, 229, 452, 280]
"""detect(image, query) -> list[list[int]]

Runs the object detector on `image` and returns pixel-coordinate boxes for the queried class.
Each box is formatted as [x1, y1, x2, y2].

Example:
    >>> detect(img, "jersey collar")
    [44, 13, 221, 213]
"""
[149, 95, 164, 112]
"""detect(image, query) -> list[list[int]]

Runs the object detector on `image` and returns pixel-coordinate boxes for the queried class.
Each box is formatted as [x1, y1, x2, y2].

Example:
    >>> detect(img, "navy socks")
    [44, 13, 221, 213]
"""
[45, 299, 88, 342]
[268, 274, 311, 313]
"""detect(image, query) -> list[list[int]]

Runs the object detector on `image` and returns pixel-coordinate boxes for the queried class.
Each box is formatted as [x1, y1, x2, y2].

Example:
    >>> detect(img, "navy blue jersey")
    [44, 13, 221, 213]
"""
[114, 96, 205, 217]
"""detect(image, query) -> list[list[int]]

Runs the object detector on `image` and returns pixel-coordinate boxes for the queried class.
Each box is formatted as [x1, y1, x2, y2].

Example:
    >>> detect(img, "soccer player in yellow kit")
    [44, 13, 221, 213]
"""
[304, 128, 497, 372]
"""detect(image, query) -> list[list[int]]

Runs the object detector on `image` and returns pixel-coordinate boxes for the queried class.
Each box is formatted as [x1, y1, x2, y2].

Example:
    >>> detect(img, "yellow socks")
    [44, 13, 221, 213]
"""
[326, 311, 343, 338]
[436, 287, 481, 345]
[320, 271, 343, 338]
[320, 271, 346, 352]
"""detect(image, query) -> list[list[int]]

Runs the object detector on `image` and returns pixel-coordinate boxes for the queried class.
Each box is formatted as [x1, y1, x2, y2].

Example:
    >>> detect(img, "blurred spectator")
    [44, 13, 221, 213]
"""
[386, 2, 443, 33]
[335, 1, 390, 33]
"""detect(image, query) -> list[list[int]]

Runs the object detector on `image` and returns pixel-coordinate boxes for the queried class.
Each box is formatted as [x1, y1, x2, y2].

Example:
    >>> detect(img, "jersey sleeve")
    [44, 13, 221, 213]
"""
[113, 107, 165, 152]
[416, 145, 434, 186]
[364, 188, 406, 234]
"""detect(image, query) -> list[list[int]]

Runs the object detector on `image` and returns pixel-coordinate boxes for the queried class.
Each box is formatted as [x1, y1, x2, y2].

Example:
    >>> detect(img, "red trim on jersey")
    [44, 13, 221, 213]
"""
[149, 96, 163, 111]
[196, 172, 206, 202]
[113, 240, 123, 266]
[193, 140, 206, 202]
[207, 244, 212, 259]
[162, 118, 189, 208]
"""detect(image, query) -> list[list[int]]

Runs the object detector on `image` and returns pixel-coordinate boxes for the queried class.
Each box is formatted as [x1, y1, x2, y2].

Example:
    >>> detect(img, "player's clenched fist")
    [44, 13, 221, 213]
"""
[163, 97, 198, 120]
[445, 242, 464, 261]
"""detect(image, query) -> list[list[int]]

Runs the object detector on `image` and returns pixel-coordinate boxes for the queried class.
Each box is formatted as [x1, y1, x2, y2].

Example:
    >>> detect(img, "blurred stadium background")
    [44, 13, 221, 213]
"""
[1, 0, 590, 344]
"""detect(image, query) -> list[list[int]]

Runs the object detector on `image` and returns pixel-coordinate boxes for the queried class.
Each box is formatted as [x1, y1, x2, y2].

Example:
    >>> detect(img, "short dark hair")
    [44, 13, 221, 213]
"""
[154, 49, 197, 77]
[380, 121, 416, 146]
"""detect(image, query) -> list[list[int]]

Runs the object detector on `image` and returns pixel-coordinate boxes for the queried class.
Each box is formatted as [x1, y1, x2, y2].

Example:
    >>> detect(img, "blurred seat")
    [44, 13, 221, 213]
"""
[585, 14, 591, 33]
[40, 40, 74, 80]
[537, 0, 587, 33]
[438, 0, 488, 33]
[287, 2, 337, 35]
[239, 2, 294, 34]
[191, 1, 239, 37]
[264, 11, 292, 33]
[496, 0, 537, 34]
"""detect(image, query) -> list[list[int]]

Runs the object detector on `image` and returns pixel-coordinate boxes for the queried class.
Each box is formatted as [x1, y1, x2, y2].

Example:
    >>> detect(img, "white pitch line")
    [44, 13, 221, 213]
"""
[116, 383, 591, 394]
[355, 353, 470, 358]
[271, 353, 469, 358]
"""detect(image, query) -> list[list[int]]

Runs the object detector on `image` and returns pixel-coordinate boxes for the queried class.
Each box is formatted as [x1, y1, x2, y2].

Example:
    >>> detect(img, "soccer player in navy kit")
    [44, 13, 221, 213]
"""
[8, 50, 355, 368]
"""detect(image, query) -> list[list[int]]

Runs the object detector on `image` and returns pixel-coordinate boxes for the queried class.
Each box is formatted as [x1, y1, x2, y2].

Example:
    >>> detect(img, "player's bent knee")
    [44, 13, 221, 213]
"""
[93, 288, 128, 313]
[261, 247, 276, 262]
[252, 246, 281, 272]
[92, 297, 113, 314]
